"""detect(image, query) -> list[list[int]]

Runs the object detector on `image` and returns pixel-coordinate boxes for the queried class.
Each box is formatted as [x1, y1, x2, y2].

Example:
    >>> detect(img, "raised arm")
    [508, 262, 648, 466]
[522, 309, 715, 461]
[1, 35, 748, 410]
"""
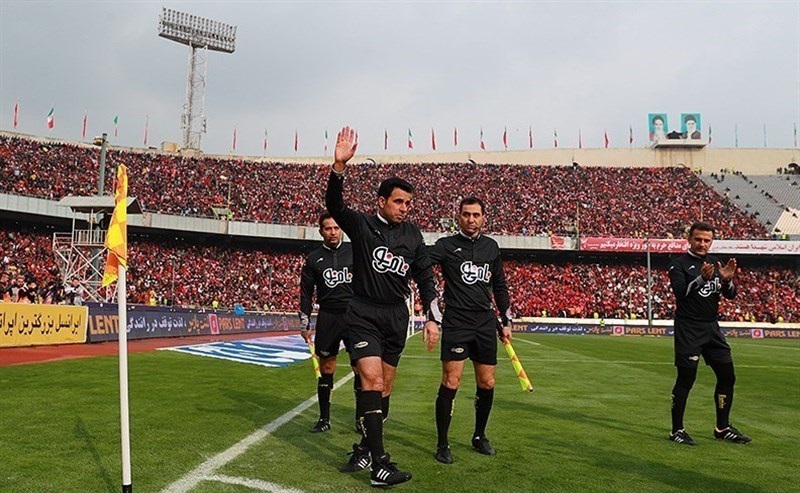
[325, 125, 360, 233]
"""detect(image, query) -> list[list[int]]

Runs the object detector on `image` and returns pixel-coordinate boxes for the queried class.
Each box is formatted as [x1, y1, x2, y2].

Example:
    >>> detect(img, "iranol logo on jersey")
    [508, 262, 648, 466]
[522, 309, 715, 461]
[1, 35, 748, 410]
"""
[371, 246, 409, 275]
[699, 278, 722, 297]
[323, 267, 353, 288]
[460, 261, 491, 285]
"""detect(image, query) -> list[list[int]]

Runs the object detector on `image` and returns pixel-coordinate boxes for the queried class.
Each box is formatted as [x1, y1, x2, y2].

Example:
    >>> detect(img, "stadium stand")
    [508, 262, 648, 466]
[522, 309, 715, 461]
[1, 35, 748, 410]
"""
[0, 134, 771, 239]
[701, 170, 800, 239]
[2, 223, 798, 322]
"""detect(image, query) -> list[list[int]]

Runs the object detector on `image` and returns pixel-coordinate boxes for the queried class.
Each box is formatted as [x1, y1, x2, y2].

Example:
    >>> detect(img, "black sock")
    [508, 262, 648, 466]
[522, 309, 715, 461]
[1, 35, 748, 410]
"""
[671, 366, 697, 432]
[353, 372, 363, 431]
[474, 387, 494, 438]
[318, 373, 334, 420]
[436, 384, 458, 447]
[381, 395, 390, 422]
[359, 390, 384, 460]
[711, 363, 736, 429]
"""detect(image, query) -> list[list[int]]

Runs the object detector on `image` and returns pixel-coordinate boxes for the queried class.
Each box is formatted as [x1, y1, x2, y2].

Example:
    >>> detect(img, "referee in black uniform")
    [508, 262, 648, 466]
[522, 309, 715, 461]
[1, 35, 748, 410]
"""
[428, 196, 513, 464]
[668, 221, 751, 446]
[326, 126, 441, 487]
[299, 211, 360, 433]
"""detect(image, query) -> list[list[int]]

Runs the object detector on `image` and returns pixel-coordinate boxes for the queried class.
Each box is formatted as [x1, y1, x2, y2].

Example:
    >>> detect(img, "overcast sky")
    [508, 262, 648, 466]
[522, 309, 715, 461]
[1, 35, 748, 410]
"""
[1, 1, 798, 156]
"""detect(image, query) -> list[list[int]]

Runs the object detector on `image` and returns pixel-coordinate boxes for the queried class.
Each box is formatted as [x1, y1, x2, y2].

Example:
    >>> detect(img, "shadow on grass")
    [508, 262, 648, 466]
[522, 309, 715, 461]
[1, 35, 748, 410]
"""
[535, 436, 767, 493]
[74, 416, 115, 493]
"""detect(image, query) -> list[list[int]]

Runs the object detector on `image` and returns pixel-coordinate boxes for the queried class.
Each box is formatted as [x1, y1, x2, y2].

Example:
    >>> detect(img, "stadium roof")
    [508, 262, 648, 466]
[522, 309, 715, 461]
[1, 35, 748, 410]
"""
[57, 196, 143, 214]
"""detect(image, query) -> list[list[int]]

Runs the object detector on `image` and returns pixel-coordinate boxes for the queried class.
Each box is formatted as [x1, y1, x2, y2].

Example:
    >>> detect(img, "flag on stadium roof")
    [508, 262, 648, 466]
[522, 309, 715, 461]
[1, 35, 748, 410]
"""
[553, 128, 558, 148]
[604, 130, 609, 149]
[384, 128, 388, 150]
[503, 126, 508, 150]
[46, 107, 54, 129]
[480, 127, 485, 150]
[407, 128, 413, 150]
[113, 115, 119, 137]
[431, 128, 436, 151]
[102, 164, 128, 287]
[324, 129, 328, 155]
[82, 109, 88, 139]
[13, 100, 19, 129]
[454, 127, 458, 147]
[529, 126, 534, 149]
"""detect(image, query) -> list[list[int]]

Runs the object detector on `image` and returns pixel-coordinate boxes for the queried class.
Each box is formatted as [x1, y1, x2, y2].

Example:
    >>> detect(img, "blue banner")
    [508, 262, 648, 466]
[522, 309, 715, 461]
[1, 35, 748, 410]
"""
[86, 303, 302, 342]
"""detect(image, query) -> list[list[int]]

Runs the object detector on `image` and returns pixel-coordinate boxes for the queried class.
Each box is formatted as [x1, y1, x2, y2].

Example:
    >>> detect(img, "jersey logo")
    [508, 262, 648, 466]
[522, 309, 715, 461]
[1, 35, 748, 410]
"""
[371, 246, 410, 276]
[453, 247, 462, 253]
[323, 267, 353, 288]
[698, 278, 722, 297]
[460, 261, 491, 285]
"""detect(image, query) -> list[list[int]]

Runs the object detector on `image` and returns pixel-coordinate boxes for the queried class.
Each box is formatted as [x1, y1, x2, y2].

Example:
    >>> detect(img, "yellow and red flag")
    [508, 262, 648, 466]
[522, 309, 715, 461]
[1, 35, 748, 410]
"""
[101, 164, 128, 287]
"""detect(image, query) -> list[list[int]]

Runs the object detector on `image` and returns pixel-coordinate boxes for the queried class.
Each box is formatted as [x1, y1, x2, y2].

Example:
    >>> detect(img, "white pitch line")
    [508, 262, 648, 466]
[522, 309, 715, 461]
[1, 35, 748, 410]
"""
[207, 474, 306, 493]
[160, 372, 355, 493]
[514, 338, 541, 346]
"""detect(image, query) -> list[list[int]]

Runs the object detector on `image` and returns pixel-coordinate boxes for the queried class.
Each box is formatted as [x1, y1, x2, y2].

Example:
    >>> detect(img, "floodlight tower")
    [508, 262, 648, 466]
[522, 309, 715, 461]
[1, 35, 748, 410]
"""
[158, 7, 236, 150]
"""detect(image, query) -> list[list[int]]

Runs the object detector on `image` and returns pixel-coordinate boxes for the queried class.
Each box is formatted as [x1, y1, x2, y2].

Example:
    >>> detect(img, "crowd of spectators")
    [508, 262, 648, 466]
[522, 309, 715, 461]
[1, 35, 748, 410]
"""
[1, 134, 769, 239]
[3, 225, 798, 322]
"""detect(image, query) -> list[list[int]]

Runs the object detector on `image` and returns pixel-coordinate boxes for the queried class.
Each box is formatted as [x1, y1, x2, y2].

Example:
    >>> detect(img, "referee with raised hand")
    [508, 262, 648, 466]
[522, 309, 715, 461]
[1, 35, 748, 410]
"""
[428, 196, 513, 464]
[668, 221, 751, 446]
[326, 125, 441, 487]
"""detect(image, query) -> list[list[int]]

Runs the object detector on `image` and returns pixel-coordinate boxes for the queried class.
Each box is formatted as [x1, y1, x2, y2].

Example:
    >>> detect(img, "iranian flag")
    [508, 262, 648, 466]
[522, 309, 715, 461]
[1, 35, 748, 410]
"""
[46, 107, 55, 129]
[407, 128, 413, 150]
[114, 115, 119, 137]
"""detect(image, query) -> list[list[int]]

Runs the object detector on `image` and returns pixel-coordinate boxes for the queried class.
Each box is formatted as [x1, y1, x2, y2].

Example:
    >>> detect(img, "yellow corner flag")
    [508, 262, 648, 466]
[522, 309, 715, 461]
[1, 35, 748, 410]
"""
[102, 164, 128, 287]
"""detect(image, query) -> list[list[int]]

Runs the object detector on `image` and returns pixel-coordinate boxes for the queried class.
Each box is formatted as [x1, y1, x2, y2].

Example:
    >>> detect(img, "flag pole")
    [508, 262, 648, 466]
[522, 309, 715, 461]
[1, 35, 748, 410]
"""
[118, 263, 132, 493]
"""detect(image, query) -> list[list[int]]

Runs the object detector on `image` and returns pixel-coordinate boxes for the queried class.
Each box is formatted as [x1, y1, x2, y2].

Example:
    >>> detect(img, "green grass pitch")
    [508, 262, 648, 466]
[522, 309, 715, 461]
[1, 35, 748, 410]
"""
[1, 334, 797, 492]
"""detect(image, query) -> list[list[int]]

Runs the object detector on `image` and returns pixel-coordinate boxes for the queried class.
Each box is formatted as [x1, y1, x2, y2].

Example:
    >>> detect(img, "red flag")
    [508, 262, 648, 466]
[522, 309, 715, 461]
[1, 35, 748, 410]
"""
[480, 127, 486, 150]
[502, 127, 508, 150]
[294, 130, 298, 152]
[431, 128, 437, 151]
[143, 115, 149, 146]
[554, 129, 558, 148]
[529, 126, 533, 149]
[263, 130, 268, 152]
[578, 129, 582, 149]
[13, 101, 19, 129]
[384, 129, 388, 150]
[232, 128, 237, 151]
[454, 127, 458, 147]
[82, 110, 88, 139]
[604, 130, 609, 149]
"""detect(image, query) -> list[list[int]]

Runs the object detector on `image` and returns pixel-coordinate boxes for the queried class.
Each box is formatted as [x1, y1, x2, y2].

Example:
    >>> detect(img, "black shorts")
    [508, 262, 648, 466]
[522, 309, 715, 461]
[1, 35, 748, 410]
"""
[673, 319, 732, 368]
[345, 298, 409, 367]
[441, 309, 498, 365]
[313, 310, 351, 361]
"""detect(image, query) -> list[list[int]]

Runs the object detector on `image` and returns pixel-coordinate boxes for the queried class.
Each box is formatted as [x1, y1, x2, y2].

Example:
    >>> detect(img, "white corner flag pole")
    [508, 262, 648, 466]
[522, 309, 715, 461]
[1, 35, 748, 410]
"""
[117, 264, 132, 493]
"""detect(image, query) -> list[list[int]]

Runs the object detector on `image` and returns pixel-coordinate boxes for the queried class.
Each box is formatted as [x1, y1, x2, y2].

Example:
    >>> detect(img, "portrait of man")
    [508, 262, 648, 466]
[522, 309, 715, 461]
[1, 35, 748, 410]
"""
[649, 113, 668, 142]
[681, 113, 702, 139]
